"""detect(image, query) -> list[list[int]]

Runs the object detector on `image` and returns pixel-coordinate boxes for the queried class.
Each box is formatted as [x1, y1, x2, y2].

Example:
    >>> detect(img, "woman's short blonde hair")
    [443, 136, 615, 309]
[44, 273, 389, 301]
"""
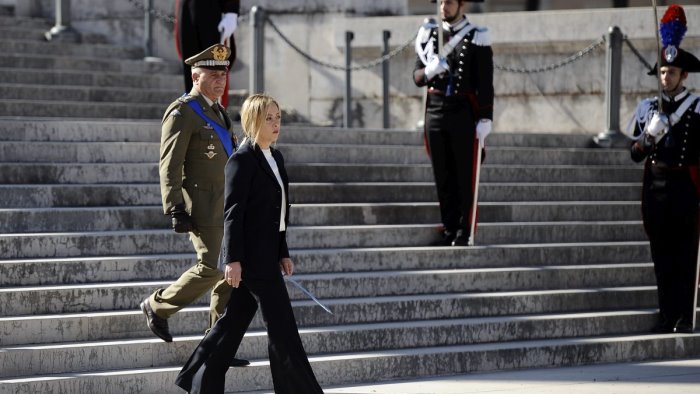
[240, 94, 279, 147]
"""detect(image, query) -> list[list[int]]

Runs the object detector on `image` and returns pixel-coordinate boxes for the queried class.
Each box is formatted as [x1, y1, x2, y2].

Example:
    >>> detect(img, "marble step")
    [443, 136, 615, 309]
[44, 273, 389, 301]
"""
[0, 120, 606, 148]
[0, 202, 642, 232]
[0, 263, 654, 316]
[2, 333, 698, 393]
[0, 69, 180, 89]
[0, 38, 144, 59]
[0, 241, 651, 287]
[0, 286, 659, 343]
[0, 141, 632, 166]
[0, 83, 181, 104]
[0, 311, 662, 377]
[0, 222, 647, 259]
[0, 182, 642, 208]
[0, 54, 181, 74]
[0, 99, 166, 119]
[0, 163, 641, 184]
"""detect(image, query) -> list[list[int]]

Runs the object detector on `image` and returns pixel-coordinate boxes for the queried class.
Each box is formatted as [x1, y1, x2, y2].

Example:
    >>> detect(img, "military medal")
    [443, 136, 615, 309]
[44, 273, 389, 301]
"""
[207, 144, 215, 150]
[204, 151, 217, 159]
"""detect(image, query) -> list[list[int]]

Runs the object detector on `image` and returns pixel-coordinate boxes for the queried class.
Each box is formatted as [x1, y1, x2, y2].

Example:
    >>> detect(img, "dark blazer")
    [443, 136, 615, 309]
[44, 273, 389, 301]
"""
[218, 140, 291, 279]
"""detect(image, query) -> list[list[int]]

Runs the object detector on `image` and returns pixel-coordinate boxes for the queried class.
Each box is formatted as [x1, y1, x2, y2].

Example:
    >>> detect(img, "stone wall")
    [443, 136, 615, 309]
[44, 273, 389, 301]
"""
[16, 2, 700, 133]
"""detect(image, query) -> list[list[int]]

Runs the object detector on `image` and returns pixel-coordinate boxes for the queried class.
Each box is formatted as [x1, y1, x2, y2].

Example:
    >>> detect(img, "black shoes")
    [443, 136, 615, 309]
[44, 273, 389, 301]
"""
[230, 358, 251, 367]
[652, 316, 695, 334]
[451, 229, 470, 246]
[674, 318, 694, 334]
[430, 230, 456, 246]
[140, 299, 173, 342]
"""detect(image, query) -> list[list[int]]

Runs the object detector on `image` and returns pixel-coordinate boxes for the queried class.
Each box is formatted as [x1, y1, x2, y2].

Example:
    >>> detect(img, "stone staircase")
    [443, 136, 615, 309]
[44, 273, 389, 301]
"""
[1, 9, 700, 394]
[0, 14, 181, 119]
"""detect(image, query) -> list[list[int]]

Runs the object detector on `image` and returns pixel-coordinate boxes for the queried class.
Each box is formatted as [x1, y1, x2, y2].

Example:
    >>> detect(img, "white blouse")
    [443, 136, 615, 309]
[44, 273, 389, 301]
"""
[261, 148, 287, 231]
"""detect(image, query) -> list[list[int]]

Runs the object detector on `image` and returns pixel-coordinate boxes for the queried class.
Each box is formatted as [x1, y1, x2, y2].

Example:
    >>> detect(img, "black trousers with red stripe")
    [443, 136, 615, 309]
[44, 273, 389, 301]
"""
[425, 94, 479, 236]
[642, 164, 700, 326]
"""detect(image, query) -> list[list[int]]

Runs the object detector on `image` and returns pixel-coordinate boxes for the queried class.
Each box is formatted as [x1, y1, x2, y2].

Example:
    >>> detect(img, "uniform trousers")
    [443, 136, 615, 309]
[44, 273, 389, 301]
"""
[175, 272, 323, 394]
[148, 226, 231, 328]
[425, 94, 478, 235]
[642, 164, 700, 325]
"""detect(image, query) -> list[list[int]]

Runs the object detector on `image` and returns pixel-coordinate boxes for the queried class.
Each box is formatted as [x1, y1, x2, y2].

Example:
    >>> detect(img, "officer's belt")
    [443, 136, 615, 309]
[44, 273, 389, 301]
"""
[184, 97, 235, 157]
[650, 161, 698, 171]
[428, 88, 473, 97]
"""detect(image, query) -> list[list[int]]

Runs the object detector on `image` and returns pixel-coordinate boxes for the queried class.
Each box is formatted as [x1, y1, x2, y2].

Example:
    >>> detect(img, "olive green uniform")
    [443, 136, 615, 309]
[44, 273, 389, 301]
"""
[148, 90, 234, 327]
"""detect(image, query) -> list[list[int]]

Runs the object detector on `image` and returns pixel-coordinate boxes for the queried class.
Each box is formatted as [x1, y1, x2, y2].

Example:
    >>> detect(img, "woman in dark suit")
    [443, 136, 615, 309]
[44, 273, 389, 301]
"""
[175, 94, 324, 393]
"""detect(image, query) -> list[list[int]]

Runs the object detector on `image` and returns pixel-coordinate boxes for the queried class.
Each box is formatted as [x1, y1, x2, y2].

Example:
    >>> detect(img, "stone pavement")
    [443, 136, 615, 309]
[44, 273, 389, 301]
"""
[325, 359, 700, 394]
[244, 358, 700, 394]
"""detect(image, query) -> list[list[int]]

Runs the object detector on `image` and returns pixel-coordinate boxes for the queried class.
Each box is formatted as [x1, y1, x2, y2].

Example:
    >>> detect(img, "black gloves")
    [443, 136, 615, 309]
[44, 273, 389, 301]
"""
[169, 204, 195, 233]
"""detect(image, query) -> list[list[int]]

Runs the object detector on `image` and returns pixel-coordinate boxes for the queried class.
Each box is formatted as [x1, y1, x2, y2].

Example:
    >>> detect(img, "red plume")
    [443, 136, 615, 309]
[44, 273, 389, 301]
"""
[661, 4, 686, 26]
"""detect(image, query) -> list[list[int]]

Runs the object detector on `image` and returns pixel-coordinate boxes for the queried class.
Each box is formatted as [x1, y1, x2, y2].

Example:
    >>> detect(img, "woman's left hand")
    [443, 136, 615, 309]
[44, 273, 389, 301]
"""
[280, 258, 294, 276]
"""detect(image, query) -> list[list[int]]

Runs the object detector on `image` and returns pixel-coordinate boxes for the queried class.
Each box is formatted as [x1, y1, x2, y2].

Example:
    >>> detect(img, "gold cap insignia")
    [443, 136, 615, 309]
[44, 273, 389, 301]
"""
[212, 46, 229, 61]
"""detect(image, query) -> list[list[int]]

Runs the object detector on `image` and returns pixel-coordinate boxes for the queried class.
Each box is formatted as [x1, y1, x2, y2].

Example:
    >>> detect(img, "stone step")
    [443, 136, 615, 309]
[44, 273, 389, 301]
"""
[0, 287, 659, 342]
[0, 84, 180, 104]
[280, 145, 632, 166]
[0, 38, 144, 59]
[0, 242, 651, 287]
[0, 15, 52, 29]
[0, 222, 647, 258]
[0, 182, 642, 208]
[0, 68, 180, 89]
[0, 54, 180, 74]
[0, 141, 631, 166]
[2, 332, 698, 393]
[0, 263, 654, 316]
[0, 163, 641, 184]
[0, 99, 165, 119]
[0, 120, 601, 148]
[0, 311, 662, 377]
[285, 164, 642, 183]
[0, 182, 641, 208]
[280, 128, 599, 148]
[0, 202, 643, 232]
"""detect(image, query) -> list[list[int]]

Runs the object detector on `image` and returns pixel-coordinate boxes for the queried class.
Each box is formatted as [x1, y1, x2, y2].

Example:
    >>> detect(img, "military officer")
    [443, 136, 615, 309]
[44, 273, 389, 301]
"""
[413, 0, 494, 246]
[140, 44, 248, 366]
[629, 5, 700, 333]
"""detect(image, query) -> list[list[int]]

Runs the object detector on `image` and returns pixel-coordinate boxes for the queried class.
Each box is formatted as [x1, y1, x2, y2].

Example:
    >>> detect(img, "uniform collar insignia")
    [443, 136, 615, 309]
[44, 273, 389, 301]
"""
[662, 88, 689, 102]
[443, 16, 469, 33]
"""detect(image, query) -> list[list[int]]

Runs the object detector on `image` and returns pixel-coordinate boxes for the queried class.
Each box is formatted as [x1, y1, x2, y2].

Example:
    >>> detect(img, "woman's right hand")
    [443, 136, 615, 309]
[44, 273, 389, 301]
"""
[225, 262, 242, 288]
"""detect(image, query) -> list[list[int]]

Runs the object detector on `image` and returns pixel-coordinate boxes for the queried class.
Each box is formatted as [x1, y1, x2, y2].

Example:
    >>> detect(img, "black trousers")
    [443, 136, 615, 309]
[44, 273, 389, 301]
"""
[425, 95, 478, 235]
[175, 273, 323, 394]
[642, 164, 700, 326]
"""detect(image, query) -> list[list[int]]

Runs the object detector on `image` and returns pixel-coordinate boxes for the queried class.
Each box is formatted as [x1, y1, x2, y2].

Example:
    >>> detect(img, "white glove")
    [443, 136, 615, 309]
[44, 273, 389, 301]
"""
[424, 56, 449, 81]
[218, 13, 238, 43]
[476, 119, 492, 147]
[645, 112, 669, 144]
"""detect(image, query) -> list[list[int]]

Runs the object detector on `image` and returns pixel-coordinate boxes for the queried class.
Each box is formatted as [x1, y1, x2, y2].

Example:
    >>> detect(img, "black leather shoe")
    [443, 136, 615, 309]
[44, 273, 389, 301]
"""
[674, 318, 694, 334]
[140, 299, 173, 342]
[230, 358, 251, 367]
[430, 230, 456, 246]
[452, 229, 470, 246]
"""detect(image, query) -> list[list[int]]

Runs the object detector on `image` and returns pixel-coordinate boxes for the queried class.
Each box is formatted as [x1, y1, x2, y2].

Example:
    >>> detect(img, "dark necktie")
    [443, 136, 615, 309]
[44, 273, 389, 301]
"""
[211, 103, 224, 122]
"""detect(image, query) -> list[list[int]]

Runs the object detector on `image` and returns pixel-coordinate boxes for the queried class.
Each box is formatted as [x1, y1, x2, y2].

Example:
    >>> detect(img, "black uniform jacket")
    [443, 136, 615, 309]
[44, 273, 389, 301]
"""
[413, 17, 494, 120]
[218, 141, 291, 279]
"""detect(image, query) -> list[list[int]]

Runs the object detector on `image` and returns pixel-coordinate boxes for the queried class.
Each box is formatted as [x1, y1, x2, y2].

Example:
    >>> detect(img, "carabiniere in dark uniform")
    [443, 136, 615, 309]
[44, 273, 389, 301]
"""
[413, 5, 494, 246]
[629, 5, 700, 334]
